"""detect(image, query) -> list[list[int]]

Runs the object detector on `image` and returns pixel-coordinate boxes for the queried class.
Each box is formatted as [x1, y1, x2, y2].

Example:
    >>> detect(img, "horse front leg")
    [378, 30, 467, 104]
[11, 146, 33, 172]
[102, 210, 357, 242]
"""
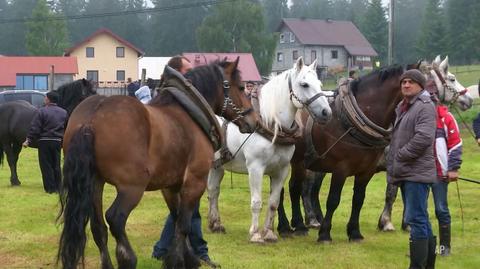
[3, 142, 21, 186]
[378, 182, 399, 231]
[277, 187, 294, 237]
[289, 164, 308, 236]
[318, 172, 346, 243]
[263, 167, 290, 242]
[207, 167, 226, 233]
[247, 166, 265, 243]
[347, 173, 373, 241]
[105, 186, 144, 269]
[302, 170, 325, 229]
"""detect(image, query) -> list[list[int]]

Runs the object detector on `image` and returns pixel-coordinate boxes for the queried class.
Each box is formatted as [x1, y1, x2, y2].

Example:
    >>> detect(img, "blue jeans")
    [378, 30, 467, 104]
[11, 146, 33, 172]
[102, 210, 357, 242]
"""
[401, 181, 433, 240]
[152, 203, 209, 259]
[431, 180, 451, 225]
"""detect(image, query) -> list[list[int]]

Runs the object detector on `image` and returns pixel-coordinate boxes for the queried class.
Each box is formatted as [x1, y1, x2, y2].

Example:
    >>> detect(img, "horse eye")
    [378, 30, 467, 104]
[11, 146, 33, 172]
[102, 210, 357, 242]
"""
[300, 82, 309, 88]
[239, 86, 245, 91]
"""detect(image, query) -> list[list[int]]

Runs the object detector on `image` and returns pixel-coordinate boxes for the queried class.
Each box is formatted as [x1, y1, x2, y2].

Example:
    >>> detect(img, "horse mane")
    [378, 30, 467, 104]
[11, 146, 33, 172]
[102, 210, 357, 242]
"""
[150, 60, 240, 106]
[259, 71, 291, 131]
[350, 65, 404, 95]
[56, 79, 95, 114]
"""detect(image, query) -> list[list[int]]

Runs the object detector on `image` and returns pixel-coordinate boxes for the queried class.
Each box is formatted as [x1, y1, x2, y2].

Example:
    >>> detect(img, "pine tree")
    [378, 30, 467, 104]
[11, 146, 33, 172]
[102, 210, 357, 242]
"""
[415, 0, 447, 60]
[25, 0, 70, 56]
[359, 0, 388, 65]
[261, 0, 288, 32]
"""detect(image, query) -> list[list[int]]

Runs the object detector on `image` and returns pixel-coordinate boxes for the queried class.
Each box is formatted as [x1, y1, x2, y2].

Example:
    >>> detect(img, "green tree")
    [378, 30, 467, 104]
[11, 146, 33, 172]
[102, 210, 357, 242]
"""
[358, 0, 388, 65]
[150, 0, 209, 55]
[462, 1, 480, 63]
[445, 0, 475, 64]
[393, 0, 427, 64]
[415, 0, 447, 60]
[349, 0, 368, 27]
[261, 0, 288, 32]
[56, 0, 87, 44]
[196, 0, 276, 75]
[25, 0, 70, 56]
[1, 0, 37, 55]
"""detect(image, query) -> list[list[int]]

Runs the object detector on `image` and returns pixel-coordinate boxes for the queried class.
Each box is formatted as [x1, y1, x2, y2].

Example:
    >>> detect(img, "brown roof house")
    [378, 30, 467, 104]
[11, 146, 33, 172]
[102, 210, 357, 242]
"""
[64, 28, 144, 88]
[272, 18, 377, 77]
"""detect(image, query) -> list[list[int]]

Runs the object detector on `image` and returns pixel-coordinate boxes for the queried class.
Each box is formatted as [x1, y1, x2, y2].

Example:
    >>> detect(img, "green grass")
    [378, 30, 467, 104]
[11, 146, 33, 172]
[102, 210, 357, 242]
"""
[1, 122, 480, 268]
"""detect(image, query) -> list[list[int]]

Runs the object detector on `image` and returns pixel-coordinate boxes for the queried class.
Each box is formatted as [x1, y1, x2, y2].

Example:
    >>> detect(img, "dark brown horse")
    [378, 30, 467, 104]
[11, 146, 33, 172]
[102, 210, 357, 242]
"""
[0, 79, 95, 186]
[277, 65, 405, 242]
[57, 59, 259, 269]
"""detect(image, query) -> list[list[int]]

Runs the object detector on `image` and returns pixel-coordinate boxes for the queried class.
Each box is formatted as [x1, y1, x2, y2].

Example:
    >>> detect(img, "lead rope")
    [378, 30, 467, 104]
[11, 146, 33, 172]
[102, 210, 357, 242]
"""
[454, 180, 465, 234]
[318, 127, 354, 159]
[452, 106, 477, 140]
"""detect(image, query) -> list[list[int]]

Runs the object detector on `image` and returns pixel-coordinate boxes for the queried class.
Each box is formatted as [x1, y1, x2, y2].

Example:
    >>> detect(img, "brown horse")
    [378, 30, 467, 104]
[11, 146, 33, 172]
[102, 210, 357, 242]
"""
[57, 59, 259, 269]
[277, 65, 405, 242]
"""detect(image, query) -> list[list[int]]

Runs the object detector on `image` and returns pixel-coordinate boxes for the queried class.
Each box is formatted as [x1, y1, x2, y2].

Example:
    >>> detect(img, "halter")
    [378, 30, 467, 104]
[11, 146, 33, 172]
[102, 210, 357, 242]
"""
[287, 72, 325, 121]
[218, 66, 254, 123]
[431, 67, 467, 105]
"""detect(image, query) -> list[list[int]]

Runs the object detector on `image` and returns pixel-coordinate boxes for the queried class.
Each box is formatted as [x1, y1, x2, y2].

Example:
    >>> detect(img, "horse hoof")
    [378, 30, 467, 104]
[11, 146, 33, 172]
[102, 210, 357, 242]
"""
[382, 222, 395, 232]
[349, 236, 364, 242]
[293, 228, 309, 237]
[317, 238, 332, 244]
[10, 180, 21, 186]
[209, 223, 226, 234]
[278, 230, 294, 238]
[307, 220, 321, 229]
[250, 233, 264, 244]
[262, 230, 278, 243]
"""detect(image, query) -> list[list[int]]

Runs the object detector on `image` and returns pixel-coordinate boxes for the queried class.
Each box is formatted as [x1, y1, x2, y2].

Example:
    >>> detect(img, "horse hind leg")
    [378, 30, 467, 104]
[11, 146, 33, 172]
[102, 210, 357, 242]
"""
[248, 167, 265, 243]
[90, 180, 114, 269]
[318, 173, 347, 243]
[277, 187, 294, 238]
[105, 186, 144, 269]
[289, 165, 309, 236]
[377, 182, 399, 232]
[347, 174, 372, 242]
[302, 170, 325, 229]
[3, 143, 21, 186]
[207, 166, 226, 233]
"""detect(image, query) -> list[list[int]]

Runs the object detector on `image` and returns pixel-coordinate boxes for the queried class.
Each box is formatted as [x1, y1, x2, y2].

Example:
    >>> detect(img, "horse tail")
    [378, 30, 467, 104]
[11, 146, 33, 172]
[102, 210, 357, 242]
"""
[57, 125, 96, 269]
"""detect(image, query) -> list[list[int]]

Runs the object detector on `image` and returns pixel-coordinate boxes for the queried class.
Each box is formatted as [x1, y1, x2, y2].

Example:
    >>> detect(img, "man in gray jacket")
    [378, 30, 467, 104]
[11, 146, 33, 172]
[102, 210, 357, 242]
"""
[386, 69, 437, 269]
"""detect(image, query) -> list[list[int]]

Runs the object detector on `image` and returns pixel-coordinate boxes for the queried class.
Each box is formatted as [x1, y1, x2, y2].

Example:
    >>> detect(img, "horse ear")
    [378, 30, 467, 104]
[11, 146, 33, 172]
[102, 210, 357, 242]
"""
[433, 55, 441, 67]
[295, 57, 304, 71]
[440, 56, 449, 73]
[309, 59, 318, 71]
[233, 56, 240, 71]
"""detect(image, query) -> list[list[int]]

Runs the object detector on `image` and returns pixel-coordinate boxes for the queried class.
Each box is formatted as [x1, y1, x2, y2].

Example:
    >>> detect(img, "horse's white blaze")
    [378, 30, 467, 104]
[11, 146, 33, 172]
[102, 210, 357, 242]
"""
[207, 57, 331, 242]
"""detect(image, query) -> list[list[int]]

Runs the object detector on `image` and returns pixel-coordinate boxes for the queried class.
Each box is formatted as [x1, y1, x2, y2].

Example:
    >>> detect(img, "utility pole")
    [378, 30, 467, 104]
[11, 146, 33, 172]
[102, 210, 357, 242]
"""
[388, 0, 395, 65]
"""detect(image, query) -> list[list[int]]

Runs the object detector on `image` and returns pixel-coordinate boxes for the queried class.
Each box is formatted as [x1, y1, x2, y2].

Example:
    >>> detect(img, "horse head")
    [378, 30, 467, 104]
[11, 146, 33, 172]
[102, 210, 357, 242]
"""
[56, 78, 97, 116]
[427, 55, 473, 111]
[289, 57, 332, 124]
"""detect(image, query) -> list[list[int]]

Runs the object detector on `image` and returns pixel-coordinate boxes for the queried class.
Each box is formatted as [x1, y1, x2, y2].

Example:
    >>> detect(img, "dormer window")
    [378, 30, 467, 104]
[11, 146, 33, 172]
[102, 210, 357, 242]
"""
[116, 47, 125, 58]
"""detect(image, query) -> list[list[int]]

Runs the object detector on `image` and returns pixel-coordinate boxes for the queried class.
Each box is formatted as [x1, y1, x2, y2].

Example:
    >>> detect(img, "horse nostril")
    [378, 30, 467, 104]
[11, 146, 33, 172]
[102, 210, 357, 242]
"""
[322, 108, 329, 117]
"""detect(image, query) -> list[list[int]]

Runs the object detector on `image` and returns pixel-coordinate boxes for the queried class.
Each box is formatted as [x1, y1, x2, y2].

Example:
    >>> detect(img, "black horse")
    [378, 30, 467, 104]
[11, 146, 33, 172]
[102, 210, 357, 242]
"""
[0, 79, 95, 186]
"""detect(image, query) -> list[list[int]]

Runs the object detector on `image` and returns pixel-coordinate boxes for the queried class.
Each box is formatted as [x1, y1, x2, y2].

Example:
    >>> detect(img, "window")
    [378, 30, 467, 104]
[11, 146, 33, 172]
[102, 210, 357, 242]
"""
[277, 52, 283, 62]
[86, 47, 94, 58]
[290, 32, 295, 43]
[311, 50, 317, 61]
[15, 75, 48, 90]
[116, 47, 125, 58]
[331, 50, 338, 59]
[116, 70, 125, 81]
[293, 50, 299, 60]
[280, 33, 285, 43]
[86, 70, 98, 82]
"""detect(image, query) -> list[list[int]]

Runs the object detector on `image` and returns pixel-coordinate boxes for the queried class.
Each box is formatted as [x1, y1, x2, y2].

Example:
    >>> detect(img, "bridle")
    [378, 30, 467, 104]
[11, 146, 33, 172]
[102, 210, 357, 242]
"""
[287, 71, 326, 120]
[431, 67, 467, 105]
[218, 67, 254, 123]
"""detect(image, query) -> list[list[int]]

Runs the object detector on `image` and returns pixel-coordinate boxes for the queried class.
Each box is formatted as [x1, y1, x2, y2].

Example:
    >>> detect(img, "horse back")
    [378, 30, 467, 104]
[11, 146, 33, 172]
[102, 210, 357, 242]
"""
[0, 101, 37, 144]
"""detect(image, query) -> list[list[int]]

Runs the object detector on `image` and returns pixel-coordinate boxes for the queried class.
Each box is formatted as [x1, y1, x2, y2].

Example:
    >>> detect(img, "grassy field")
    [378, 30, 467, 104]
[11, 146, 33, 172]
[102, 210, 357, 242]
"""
[1, 65, 480, 269]
[1, 133, 480, 269]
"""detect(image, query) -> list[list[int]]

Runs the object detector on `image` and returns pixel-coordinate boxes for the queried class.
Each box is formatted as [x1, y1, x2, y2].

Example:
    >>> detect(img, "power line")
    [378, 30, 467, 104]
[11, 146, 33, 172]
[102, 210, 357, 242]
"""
[0, 0, 237, 24]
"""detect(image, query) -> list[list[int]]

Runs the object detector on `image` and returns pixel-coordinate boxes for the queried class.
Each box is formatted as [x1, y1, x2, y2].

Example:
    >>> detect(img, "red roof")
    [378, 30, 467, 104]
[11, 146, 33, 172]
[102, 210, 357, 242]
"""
[182, 53, 262, 82]
[0, 57, 78, 86]
[64, 28, 144, 57]
[279, 18, 378, 57]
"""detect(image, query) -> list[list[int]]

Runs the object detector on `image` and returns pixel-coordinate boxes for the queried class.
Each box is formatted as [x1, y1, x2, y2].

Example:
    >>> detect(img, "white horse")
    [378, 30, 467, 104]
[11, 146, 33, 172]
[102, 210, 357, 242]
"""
[425, 55, 473, 110]
[207, 57, 332, 243]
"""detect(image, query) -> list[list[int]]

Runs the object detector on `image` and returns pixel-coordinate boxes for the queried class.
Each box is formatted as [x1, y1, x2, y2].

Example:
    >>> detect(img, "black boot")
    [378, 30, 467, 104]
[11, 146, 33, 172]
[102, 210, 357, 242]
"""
[439, 224, 451, 256]
[426, 236, 436, 269]
[409, 238, 428, 269]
